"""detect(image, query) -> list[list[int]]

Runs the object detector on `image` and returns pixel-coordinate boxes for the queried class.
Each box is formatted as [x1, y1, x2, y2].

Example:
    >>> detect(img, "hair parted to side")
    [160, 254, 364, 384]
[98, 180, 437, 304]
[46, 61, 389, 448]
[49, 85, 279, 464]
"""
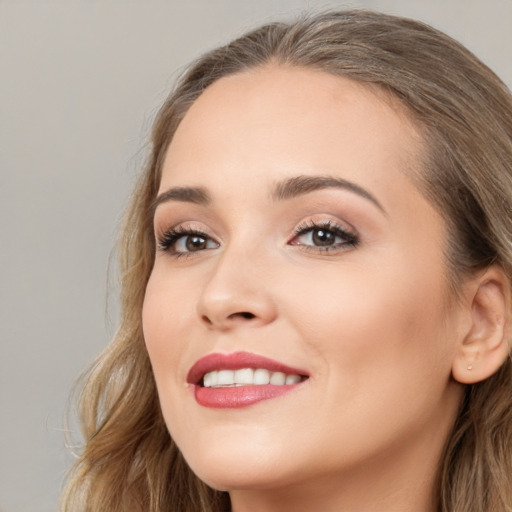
[61, 10, 512, 512]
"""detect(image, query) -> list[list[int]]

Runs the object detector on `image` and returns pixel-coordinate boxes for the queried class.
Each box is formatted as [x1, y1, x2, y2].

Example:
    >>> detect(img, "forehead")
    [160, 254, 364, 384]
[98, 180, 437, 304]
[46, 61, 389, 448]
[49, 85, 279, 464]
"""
[160, 65, 424, 206]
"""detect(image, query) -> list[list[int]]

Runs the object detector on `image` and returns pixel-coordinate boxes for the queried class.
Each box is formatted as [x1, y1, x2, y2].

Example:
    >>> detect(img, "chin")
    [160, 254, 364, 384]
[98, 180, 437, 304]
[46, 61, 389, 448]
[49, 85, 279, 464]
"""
[186, 456, 284, 492]
[177, 431, 298, 492]
[194, 471, 269, 493]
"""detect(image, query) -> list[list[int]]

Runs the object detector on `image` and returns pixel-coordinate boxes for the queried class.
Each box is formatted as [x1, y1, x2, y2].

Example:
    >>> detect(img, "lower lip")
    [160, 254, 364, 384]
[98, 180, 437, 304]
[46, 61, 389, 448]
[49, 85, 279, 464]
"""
[194, 383, 302, 408]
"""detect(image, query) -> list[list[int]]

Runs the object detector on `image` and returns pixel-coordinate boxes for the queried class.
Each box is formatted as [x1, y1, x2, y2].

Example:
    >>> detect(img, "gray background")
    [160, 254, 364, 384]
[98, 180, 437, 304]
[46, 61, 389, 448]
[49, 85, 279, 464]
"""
[1, 1, 511, 511]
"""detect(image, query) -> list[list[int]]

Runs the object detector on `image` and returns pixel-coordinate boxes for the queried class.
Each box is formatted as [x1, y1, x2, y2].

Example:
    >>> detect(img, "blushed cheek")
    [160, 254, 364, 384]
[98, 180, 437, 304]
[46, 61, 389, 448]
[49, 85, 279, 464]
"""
[298, 267, 450, 383]
[142, 278, 179, 381]
[142, 272, 197, 395]
[142, 288, 181, 429]
[143, 271, 186, 344]
[142, 282, 166, 359]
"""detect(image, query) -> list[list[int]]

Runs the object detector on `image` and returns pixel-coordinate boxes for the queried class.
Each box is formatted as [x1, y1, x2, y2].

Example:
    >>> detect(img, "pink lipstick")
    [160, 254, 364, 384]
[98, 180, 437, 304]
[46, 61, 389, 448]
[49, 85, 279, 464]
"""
[187, 352, 308, 409]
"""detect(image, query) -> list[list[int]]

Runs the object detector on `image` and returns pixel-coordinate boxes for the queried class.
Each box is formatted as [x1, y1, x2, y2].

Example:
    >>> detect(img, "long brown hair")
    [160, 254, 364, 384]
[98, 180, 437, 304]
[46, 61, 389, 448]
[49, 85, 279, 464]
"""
[62, 10, 512, 511]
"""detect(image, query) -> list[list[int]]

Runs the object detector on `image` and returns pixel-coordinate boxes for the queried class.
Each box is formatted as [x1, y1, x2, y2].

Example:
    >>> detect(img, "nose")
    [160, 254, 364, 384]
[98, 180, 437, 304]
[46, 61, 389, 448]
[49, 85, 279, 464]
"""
[196, 250, 278, 331]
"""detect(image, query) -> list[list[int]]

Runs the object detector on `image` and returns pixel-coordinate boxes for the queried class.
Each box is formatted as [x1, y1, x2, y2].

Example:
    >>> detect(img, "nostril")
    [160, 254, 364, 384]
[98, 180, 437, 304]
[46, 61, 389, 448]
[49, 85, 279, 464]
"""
[236, 312, 255, 320]
[200, 311, 255, 326]
[201, 315, 213, 325]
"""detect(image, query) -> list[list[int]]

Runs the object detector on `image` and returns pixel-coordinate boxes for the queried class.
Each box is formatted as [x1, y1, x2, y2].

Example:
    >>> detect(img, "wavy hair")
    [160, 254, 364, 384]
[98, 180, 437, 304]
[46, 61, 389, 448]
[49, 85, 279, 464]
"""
[62, 10, 512, 512]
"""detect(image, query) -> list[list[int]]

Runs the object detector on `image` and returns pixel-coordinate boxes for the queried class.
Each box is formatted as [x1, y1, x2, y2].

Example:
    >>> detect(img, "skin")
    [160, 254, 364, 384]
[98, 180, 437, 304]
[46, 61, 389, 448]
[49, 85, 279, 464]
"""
[142, 66, 469, 512]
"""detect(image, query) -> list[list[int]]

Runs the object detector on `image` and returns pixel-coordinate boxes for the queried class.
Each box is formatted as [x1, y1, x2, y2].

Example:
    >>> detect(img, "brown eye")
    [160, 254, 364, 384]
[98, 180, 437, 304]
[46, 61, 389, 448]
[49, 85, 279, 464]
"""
[158, 228, 220, 255]
[186, 235, 208, 251]
[290, 221, 359, 252]
[312, 228, 337, 246]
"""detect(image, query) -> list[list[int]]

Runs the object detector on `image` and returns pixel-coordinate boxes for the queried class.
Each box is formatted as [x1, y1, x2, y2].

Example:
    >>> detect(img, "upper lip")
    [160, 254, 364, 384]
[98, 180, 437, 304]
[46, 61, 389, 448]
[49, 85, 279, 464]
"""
[187, 351, 309, 385]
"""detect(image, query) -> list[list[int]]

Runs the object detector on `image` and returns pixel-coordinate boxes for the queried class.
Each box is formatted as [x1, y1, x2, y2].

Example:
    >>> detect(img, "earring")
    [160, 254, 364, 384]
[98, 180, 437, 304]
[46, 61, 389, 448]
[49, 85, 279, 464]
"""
[467, 364, 473, 371]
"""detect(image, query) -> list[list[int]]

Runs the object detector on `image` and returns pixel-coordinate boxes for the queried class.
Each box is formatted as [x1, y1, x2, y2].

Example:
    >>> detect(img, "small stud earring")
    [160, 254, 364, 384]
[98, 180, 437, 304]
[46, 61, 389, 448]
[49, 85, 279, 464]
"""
[467, 364, 473, 371]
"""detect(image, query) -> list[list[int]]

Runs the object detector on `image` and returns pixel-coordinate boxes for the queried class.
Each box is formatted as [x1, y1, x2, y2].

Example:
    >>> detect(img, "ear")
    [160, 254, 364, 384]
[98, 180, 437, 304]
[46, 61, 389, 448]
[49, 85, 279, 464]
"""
[452, 265, 511, 384]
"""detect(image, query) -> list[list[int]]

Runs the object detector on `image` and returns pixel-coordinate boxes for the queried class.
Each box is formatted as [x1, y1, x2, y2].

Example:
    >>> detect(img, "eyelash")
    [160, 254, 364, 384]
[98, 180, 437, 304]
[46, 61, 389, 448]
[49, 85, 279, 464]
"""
[157, 225, 216, 257]
[156, 220, 359, 257]
[291, 220, 359, 253]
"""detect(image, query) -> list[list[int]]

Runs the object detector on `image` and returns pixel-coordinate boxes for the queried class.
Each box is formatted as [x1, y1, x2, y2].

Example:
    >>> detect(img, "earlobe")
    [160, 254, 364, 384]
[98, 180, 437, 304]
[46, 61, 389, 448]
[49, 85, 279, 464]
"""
[452, 266, 511, 385]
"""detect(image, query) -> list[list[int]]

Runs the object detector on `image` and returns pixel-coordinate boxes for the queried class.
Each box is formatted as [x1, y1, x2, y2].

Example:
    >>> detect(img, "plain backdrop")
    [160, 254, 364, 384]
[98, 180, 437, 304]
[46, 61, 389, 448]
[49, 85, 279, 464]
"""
[1, 1, 511, 511]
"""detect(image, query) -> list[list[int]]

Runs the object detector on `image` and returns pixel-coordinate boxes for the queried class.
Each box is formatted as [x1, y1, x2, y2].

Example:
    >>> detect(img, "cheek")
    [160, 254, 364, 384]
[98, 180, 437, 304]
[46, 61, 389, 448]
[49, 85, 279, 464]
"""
[142, 269, 194, 385]
[273, 263, 458, 468]
[142, 268, 204, 442]
[282, 257, 455, 400]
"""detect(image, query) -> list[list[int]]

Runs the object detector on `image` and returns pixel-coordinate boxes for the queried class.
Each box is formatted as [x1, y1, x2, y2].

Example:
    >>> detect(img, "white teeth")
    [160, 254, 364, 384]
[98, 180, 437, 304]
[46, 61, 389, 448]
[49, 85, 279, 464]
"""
[253, 369, 270, 385]
[217, 370, 234, 386]
[234, 368, 254, 384]
[269, 371, 286, 385]
[202, 368, 303, 388]
[203, 372, 212, 387]
[285, 374, 301, 385]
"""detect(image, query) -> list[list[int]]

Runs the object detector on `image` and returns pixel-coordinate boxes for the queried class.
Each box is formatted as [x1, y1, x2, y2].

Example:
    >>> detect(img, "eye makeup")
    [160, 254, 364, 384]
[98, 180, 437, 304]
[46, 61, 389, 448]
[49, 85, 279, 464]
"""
[155, 215, 360, 260]
[156, 223, 219, 258]
[290, 219, 359, 253]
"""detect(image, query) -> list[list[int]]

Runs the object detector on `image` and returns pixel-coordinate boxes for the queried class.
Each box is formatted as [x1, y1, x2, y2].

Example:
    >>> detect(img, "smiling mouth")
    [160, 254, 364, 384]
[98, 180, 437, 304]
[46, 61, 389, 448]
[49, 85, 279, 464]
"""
[202, 368, 304, 388]
[188, 352, 309, 408]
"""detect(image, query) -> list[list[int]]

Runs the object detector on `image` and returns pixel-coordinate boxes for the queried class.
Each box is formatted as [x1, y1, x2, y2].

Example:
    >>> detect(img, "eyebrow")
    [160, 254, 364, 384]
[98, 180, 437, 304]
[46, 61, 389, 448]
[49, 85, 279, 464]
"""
[152, 174, 385, 215]
[271, 175, 386, 214]
[152, 186, 211, 213]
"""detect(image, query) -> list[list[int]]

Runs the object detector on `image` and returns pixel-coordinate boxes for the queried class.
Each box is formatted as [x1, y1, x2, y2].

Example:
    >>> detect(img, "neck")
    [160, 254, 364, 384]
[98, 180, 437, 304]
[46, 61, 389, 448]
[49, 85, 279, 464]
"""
[229, 461, 438, 512]
[228, 402, 459, 512]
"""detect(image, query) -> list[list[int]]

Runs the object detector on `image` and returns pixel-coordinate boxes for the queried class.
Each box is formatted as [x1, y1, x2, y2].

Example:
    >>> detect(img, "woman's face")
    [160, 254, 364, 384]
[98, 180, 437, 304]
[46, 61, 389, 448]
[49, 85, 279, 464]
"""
[143, 66, 465, 497]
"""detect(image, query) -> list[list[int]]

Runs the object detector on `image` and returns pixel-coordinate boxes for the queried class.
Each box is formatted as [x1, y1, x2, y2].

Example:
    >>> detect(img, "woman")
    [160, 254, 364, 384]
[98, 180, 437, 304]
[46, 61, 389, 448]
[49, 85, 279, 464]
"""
[62, 10, 512, 512]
